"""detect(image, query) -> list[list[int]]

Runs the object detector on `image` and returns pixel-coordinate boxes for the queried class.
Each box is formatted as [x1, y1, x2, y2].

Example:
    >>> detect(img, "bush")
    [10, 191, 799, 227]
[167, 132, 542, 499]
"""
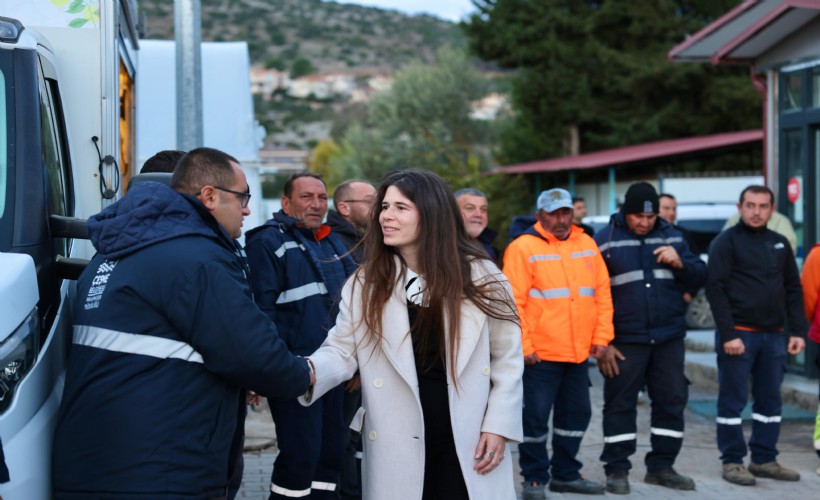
[291, 58, 316, 78]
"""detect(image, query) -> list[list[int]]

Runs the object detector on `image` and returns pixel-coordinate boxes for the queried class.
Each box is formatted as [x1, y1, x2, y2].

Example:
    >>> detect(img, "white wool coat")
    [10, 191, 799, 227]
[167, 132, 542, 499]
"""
[301, 259, 523, 499]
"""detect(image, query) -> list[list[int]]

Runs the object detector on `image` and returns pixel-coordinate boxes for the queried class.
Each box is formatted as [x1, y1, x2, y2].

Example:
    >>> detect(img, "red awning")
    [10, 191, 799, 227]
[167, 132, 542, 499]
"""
[496, 130, 763, 174]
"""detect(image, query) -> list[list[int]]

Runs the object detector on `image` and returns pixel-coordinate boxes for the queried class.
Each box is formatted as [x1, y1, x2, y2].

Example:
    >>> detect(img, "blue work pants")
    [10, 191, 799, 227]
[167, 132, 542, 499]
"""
[716, 331, 786, 465]
[518, 360, 591, 484]
[268, 386, 345, 499]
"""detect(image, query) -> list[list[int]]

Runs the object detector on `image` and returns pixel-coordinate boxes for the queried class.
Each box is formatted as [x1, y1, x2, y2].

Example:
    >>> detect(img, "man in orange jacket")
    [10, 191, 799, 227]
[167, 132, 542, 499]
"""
[503, 188, 614, 499]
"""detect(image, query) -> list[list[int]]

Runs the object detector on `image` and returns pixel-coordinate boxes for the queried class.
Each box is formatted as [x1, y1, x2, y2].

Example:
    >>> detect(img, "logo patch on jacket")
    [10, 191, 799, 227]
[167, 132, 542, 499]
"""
[774, 242, 785, 250]
[84, 259, 118, 310]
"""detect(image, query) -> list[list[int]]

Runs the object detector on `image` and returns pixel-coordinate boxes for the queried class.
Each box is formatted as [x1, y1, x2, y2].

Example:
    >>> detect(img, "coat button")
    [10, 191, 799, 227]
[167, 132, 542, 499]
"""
[482, 366, 491, 376]
[369, 431, 377, 441]
[645, 283, 651, 288]
[374, 378, 384, 388]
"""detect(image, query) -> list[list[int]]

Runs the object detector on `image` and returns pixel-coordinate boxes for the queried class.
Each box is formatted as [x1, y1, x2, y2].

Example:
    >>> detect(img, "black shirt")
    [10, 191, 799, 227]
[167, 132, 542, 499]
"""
[706, 220, 808, 342]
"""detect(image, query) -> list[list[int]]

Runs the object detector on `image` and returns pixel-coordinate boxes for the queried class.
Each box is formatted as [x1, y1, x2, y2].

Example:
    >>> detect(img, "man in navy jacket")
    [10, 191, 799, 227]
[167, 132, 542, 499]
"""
[53, 148, 314, 499]
[594, 182, 706, 495]
[707, 185, 807, 486]
[246, 173, 357, 500]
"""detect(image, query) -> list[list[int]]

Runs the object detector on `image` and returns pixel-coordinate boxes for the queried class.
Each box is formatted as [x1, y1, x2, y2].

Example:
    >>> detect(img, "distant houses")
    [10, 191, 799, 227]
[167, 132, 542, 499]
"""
[250, 66, 507, 120]
[249, 67, 392, 101]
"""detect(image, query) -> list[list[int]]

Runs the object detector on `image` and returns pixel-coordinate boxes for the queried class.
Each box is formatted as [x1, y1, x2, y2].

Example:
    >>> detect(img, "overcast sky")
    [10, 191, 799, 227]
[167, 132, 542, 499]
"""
[327, 0, 477, 22]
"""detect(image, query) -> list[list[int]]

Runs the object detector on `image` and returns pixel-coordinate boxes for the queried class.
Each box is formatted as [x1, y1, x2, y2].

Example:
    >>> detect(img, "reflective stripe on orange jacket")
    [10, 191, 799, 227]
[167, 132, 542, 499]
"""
[503, 223, 614, 363]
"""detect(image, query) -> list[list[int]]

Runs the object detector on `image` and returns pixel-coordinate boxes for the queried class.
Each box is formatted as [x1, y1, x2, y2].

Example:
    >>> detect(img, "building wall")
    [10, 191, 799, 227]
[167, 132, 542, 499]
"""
[757, 15, 820, 70]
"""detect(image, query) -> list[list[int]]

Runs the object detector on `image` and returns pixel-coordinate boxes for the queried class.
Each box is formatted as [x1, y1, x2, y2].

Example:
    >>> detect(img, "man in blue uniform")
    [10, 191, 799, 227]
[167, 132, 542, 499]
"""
[594, 182, 706, 495]
[246, 173, 357, 499]
[53, 147, 314, 499]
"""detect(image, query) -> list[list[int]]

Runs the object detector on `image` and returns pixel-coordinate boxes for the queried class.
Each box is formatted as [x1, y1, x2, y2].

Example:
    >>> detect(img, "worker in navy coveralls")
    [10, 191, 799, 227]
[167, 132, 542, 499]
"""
[594, 182, 705, 495]
[246, 172, 357, 499]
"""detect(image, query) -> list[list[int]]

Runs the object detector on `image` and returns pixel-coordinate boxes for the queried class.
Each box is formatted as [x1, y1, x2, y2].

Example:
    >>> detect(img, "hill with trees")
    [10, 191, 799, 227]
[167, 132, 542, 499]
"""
[139, 0, 464, 71]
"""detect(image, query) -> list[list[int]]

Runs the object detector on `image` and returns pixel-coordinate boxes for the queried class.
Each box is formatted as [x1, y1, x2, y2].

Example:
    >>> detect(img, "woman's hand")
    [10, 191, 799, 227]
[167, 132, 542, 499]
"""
[473, 432, 506, 475]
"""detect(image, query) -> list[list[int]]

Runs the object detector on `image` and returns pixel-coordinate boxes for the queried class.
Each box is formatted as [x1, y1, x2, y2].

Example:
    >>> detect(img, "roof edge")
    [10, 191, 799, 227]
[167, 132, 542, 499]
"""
[668, 0, 762, 62]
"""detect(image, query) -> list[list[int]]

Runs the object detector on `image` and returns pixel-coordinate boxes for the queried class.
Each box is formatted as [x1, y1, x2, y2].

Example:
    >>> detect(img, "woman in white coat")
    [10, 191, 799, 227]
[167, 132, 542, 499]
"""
[302, 170, 523, 499]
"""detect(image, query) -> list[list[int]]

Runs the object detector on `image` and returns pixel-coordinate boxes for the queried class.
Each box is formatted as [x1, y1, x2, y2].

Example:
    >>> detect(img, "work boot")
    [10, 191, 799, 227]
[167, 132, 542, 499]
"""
[748, 461, 800, 481]
[722, 463, 756, 486]
[605, 471, 629, 495]
[549, 478, 604, 495]
[520, 481, 546, 500]
[644, 468, 695, 490]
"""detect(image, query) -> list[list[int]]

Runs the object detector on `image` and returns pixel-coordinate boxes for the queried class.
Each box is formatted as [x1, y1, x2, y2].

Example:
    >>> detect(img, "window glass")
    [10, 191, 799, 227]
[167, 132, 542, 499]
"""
[0, 68, 6, 221]
[39, 66, 68, 256]
[0, 60, 10, 252]
[781, 72, 802, 112]
[812, 66, 820, 108]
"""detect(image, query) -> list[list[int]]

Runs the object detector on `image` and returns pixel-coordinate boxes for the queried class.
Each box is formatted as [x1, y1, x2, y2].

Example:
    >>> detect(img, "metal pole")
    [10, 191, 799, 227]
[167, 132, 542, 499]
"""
[608, 166, 617, 214]
[175, 0, 203, 150]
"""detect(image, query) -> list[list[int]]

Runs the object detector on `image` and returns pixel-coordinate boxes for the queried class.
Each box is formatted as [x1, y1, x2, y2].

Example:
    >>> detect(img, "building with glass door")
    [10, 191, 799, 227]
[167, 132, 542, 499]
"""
[670, 0, 820, 375]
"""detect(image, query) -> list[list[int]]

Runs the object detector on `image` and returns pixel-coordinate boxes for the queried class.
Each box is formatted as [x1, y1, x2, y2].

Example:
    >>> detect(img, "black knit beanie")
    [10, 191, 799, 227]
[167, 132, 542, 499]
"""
[622, 182, 659, 214]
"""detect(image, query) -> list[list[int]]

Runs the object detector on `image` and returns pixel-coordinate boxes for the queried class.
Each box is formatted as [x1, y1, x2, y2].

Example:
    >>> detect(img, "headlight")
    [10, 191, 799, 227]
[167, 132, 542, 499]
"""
[0, 308, 39, 414]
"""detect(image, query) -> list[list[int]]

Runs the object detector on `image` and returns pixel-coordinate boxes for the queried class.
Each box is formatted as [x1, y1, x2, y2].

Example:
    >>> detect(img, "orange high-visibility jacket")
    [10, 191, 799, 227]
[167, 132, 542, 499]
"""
[503, 222, 614, 363]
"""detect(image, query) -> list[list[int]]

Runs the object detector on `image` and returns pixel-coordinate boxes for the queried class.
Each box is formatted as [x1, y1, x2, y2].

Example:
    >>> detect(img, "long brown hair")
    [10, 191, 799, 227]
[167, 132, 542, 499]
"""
[353, 170, 518, 383]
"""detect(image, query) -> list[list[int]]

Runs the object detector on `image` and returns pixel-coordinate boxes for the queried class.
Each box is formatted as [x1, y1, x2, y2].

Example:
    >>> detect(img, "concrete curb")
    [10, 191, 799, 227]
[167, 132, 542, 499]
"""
[685, 330, 819, 412]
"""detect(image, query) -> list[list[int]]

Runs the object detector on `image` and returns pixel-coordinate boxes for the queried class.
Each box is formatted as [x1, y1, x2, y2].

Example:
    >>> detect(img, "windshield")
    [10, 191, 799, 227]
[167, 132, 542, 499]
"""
[0, 51, 11, 251]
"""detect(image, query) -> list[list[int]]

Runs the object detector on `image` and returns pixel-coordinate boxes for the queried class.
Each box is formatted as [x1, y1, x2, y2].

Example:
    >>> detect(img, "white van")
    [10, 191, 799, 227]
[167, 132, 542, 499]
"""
[0, 2, 139, 496]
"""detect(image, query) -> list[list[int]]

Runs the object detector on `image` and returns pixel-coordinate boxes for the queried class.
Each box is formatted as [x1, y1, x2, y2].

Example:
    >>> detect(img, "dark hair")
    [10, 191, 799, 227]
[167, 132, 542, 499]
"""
[333, 179, 371, 208]
[571, 196, 585, 204]
[659, 193, 676, 201]
[739, 185, 774, 205]
[355, 170, 517, 385]
[171, 147, 239, 195]
[453, 187, 486, 200]
[284, 172, 325, 198]
[140, 150, 186, 174]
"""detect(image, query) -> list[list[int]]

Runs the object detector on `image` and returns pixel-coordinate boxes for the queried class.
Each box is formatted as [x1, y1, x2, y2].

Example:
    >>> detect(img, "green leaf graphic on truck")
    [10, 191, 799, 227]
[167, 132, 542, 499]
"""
[51, 0, 100, 28]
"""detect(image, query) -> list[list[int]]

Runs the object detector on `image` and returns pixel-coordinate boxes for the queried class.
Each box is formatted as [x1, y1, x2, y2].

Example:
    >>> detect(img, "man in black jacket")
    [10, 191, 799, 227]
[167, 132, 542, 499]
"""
[706, 185, 807, 487]
[328, 179, 376, 263]
[326, 179, 376, 500]
[455, 188, 501, 262]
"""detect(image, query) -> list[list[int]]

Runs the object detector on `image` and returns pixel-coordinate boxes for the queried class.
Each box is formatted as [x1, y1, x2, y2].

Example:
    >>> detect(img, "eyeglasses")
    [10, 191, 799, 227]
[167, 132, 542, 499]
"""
[214, 186, 252, 208]
[343, 199, 374, 204]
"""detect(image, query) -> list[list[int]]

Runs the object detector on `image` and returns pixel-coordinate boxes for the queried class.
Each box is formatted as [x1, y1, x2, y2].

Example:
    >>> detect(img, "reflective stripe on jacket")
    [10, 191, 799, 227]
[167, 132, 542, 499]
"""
[595, 212, 707, 344]
[503, 223, 614, 362]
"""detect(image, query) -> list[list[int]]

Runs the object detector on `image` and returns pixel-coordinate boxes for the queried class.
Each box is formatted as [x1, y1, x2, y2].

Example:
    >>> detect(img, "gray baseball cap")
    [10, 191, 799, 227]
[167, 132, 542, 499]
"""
[537, 188, 573, 213]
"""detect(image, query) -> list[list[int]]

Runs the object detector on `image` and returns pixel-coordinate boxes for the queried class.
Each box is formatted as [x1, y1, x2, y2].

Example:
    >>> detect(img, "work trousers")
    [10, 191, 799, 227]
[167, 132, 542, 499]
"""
[339, 387, 362, 500]
[518, 360, 591, 484]
[268, 386, 345, 500]
[716, 330, 786, 465]
[600, 338, 687, 474]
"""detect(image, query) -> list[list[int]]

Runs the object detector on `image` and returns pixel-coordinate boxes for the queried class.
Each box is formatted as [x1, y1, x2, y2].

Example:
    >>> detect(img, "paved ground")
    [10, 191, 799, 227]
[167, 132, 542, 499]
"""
[238, 336, 820, 499]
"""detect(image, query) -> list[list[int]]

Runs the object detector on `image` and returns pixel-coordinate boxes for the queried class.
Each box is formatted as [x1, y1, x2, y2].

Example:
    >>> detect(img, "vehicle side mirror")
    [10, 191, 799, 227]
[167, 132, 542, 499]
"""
[49, 214, 90, 280]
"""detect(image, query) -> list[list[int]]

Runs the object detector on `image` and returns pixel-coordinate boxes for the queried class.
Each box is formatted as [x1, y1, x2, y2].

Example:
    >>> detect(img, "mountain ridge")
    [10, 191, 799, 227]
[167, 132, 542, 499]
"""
[139, 0, 465, 73]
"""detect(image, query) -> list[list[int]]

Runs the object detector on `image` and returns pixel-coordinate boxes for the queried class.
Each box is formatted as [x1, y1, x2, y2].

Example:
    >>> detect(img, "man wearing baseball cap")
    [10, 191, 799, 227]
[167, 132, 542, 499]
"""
[593, 182, 706, 494]
[504, 188, 614, 499]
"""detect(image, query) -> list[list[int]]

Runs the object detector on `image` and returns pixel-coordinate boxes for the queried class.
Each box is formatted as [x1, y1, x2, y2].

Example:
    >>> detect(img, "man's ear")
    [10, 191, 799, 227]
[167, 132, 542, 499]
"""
[337, 201, 351, 217]
[198, 186, 218, 209]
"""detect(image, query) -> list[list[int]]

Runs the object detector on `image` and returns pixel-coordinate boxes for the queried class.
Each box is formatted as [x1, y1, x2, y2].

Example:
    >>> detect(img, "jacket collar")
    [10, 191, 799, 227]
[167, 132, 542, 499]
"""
[378, 258, 485, 389]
